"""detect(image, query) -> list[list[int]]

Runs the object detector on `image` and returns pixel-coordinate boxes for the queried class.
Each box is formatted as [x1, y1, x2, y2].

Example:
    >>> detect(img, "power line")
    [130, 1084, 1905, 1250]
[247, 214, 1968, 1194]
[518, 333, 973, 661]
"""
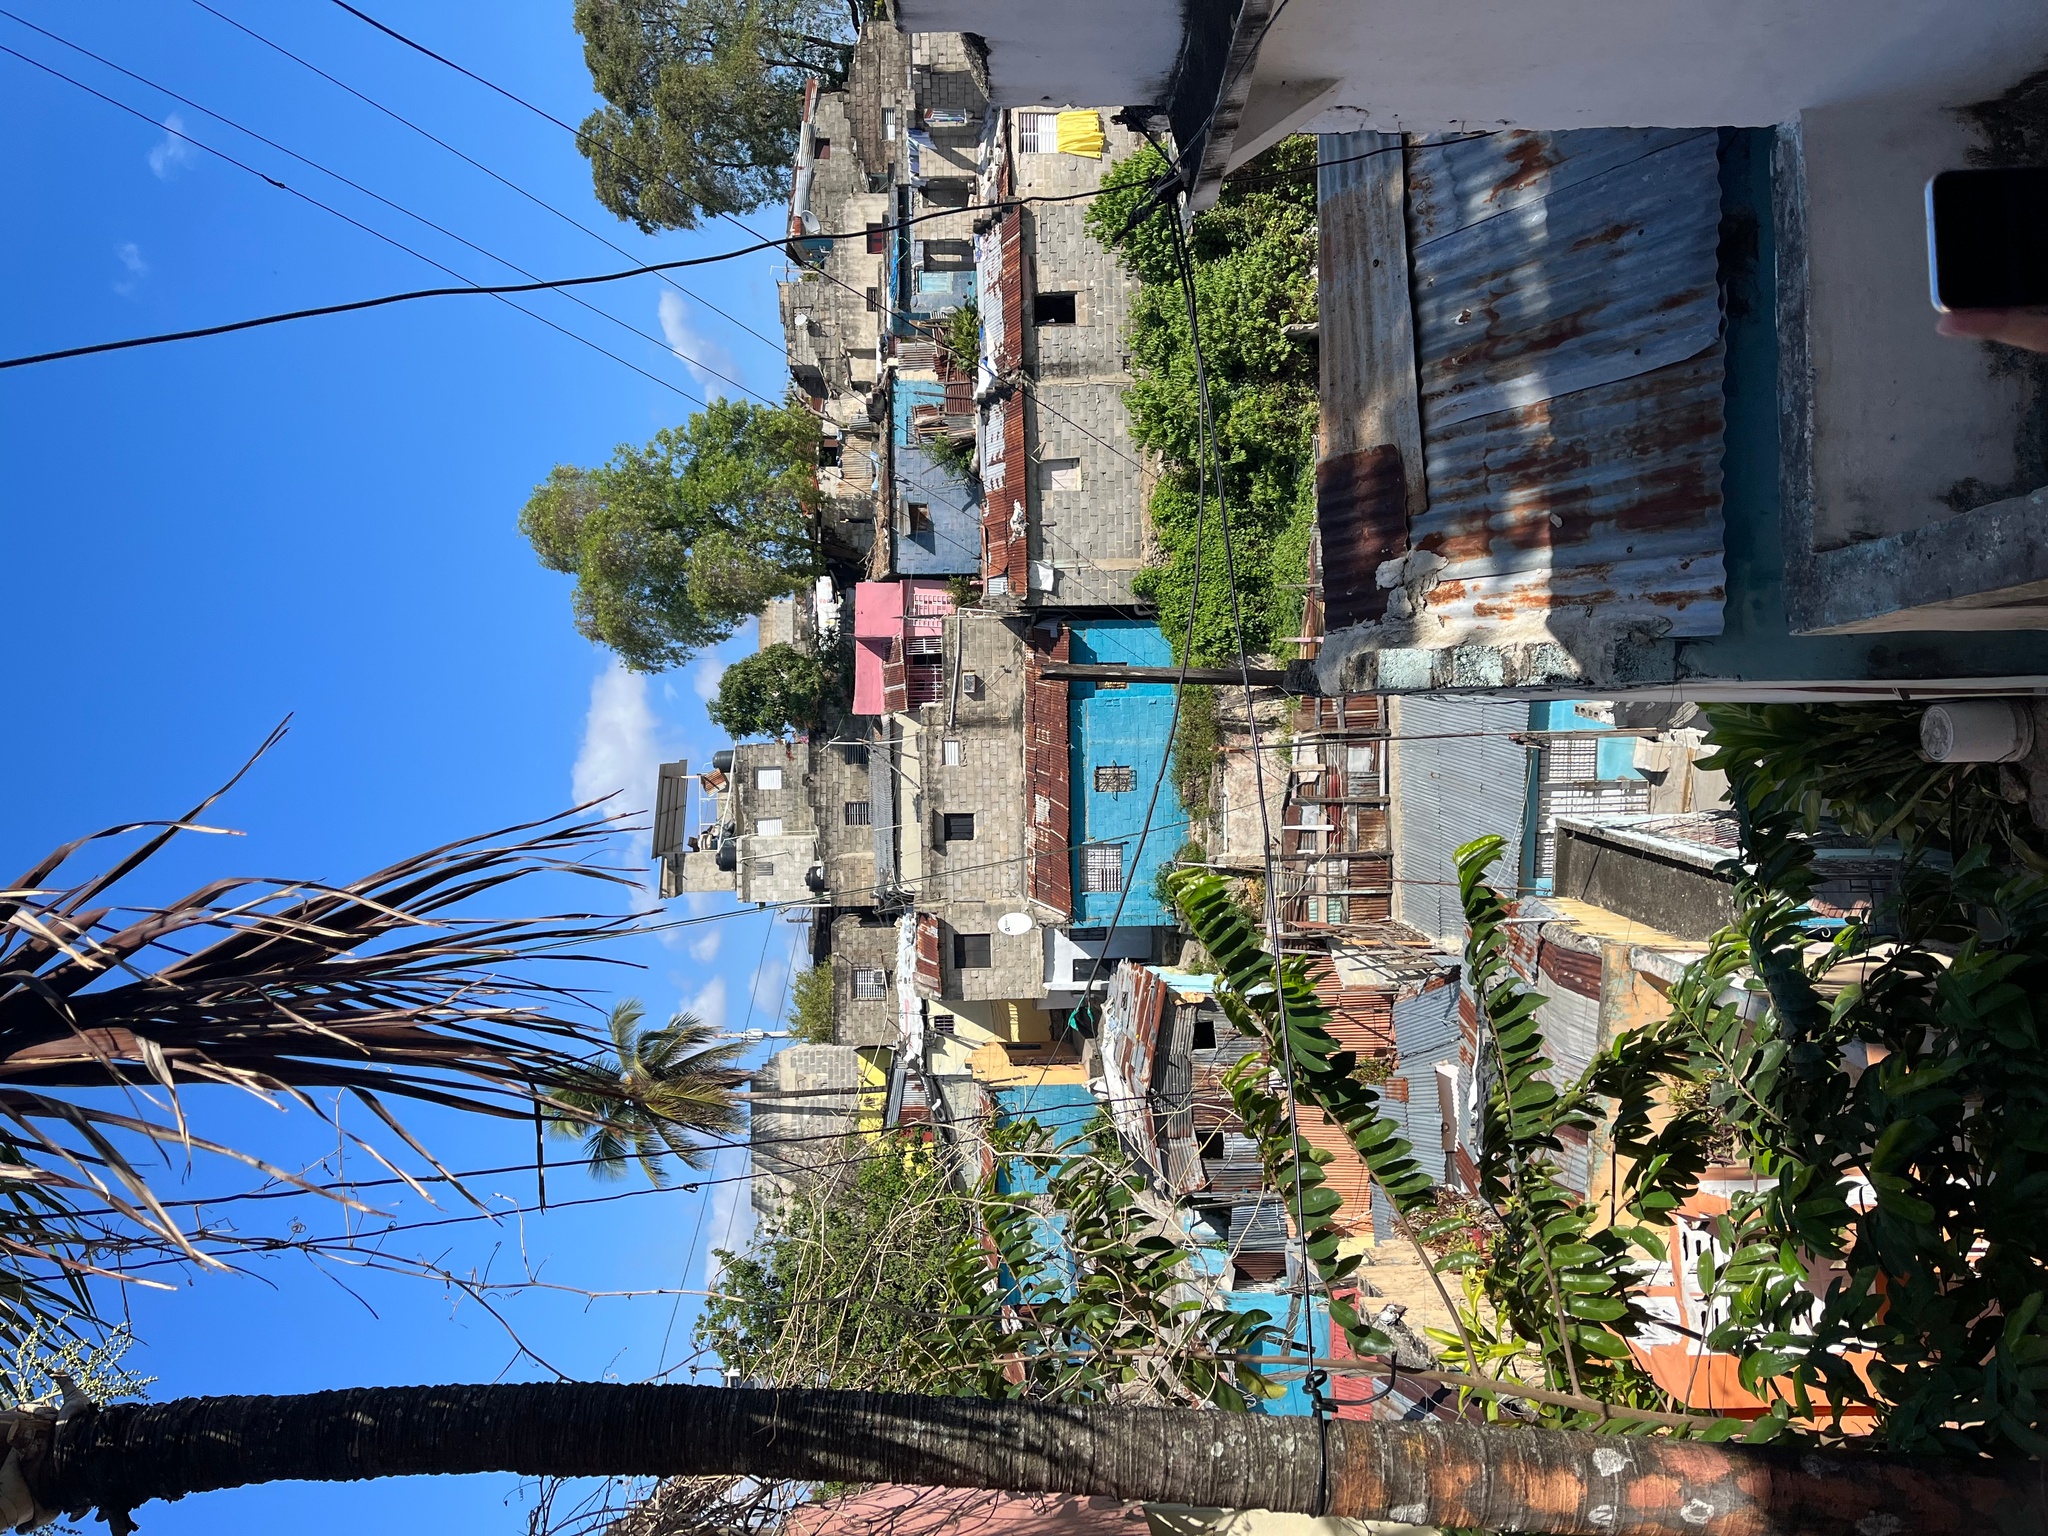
[0, 39, 708, 403]
[185, 0, 788, 359]
[0, 10, 765, 403]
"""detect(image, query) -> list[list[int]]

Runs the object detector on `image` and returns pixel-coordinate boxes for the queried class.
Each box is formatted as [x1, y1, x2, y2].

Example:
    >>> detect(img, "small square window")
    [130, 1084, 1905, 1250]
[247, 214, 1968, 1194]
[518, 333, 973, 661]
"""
[907, 501, 932, 532]
[1083, 843, 1124, 893]
[1072, 957, 1102, 983]
[867, 222, 886, 256]
[813, 137, 831, 159]
[1034, 292, 1077, 326]
[883, 107, 898, 141]
[844, 800, 872, 826]
[1016, 111, 1056, 154]
[755, 767, 784, 790]
[960, 672, 982, 698]
[1094, 764, 1135, 794]
[943, 812, 975, 842]
[954, 932, 992, 969]
[1038, 457, 1080, 492]
[853, 967, 888, 1000]
[756, 817, 785, 838]
[931, 1012, 957, 1036]
[942, 739, 964, 767]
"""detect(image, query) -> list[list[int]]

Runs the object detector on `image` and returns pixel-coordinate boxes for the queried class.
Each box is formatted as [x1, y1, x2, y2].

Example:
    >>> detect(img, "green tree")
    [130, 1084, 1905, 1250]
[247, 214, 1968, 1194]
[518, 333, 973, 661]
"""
[785, 963, 833, 1044]
[521, 400, 823, 673]
[709, 643, 829, 739]
[1085, 139, 1321, 664]
[548, 1000, 747, 1185]
[575, 0, 856, 231]
[696, 1132, 971, 1390]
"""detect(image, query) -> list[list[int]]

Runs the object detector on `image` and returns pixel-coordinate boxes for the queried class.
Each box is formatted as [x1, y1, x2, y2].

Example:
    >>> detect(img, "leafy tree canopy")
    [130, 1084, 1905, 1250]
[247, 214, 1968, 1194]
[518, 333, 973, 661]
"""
[575, 0, 856, 231]
[1085, 138, 1320, 665]
[697, 1133, 971, 1391]
[708, 643, 829, 739]
[520, 399, 822, 673]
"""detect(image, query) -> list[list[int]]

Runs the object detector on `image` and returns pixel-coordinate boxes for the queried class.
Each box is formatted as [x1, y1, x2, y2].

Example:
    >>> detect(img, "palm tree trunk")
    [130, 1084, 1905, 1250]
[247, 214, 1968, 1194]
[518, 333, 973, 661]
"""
[25, 1384, 2042, 1536]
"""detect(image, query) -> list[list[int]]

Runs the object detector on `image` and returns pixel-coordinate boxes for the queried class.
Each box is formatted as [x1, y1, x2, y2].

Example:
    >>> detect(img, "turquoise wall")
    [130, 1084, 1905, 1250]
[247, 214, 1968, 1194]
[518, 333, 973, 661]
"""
[1068, 621, 1186, 926]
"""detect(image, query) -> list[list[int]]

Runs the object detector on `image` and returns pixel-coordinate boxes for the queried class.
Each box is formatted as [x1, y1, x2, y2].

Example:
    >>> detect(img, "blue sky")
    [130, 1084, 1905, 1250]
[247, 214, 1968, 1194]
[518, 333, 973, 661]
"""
[0, 2, 793, 1527]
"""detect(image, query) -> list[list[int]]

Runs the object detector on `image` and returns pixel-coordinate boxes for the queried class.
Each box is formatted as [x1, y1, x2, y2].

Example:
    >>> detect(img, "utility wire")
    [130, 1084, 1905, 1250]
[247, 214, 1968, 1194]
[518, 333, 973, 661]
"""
[0, 10, 767, 403]
[185, 0, 787, 358]
[0, 40, 708, 403]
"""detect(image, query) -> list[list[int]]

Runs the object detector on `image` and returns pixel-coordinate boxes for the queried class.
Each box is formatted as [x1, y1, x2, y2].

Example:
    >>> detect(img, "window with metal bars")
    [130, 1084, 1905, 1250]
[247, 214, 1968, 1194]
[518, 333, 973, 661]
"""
[942, 812, 975, 842]
[1082, 843, 1124, 893]
[852, 967, 888, 1000]
[1016, 111, 1056, 153]
[1093, 764, 1134, 794]
[844, 801, 871, 826]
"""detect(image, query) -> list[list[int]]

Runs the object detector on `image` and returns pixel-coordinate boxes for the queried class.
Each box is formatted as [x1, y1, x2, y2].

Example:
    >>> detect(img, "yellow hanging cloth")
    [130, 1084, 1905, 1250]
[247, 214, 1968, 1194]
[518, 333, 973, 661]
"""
[1055, 110, 1106, 158]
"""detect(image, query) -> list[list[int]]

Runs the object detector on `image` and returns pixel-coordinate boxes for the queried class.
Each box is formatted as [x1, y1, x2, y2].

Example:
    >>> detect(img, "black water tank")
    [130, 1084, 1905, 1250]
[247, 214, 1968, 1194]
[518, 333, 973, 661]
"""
[712, 749, 735, 774]
[715, 841, 737, 872]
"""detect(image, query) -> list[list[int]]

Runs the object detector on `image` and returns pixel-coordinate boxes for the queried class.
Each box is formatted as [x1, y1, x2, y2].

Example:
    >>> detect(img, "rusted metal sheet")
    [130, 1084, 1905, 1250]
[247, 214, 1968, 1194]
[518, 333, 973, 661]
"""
[1024, 623, 1072, 916]
[1412, 347, 1727, 643]
[1407, 130, 1722, 428]
[1096, 963, 1200, 1192]
[1318, 446, 1410, 630]
[1315, 127, 1728, 676]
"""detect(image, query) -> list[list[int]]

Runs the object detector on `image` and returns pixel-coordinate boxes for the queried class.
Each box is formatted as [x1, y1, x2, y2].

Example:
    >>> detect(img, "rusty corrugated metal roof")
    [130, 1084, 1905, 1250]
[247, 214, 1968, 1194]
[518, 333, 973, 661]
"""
[1316, 127, 1728, 675]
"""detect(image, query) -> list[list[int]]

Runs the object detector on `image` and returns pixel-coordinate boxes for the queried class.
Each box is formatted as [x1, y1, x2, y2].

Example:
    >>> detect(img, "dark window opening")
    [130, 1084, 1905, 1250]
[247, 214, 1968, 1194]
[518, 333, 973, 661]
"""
[813, 137, 832, 159]
[818, 442, 841, 468]
[1072, 957, 1103, 983]
[943, 812, 975, 842]
[866, 222, 886, 255]
[954, 932, 992, 969]
[844, 800, 872, 826]
[907, 501, 932, 532]
[1069, 927, 1109, 941]
[1193, 1012, 1217, 1050]
[1034, 292, 1078, 326]
[865, 285, 879, 313]
[932, 1012, 957, 1035]
[1094, 764, 1134, 794]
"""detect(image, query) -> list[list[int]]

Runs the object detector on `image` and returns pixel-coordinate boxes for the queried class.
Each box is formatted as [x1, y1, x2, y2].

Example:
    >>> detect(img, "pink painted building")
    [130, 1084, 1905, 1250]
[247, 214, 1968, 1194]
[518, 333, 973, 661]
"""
[852, 579, 957, 716]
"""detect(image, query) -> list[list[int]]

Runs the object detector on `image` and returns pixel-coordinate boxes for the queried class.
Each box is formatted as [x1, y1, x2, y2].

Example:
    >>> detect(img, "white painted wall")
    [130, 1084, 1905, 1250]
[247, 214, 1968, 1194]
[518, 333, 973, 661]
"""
[1801, 93, 2041, 551]
[892, 0, 1182, 108]
[1261, 0, 2048, 133]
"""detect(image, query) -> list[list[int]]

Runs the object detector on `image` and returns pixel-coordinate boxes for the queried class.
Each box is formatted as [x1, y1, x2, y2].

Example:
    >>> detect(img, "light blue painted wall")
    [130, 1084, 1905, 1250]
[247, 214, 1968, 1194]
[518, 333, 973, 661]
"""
[1068, 621, 1186, 925]
[892, 379, 979, 575]
[1531, 700, 1643, 780]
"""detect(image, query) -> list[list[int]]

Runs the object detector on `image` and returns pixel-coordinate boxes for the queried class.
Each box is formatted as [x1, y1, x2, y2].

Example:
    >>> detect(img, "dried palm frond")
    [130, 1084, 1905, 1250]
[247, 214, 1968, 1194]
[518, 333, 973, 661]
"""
[0, 725, 667, 1339]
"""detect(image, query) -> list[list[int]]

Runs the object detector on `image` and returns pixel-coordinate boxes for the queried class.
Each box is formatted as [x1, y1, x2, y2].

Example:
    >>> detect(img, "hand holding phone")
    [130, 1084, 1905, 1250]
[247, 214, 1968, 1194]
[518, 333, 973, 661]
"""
[1928, 167, 2048, 354]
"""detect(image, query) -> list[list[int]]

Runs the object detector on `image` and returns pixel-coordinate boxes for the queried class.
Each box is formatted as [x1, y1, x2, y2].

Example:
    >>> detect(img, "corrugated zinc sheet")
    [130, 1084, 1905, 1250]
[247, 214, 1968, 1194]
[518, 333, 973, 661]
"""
[1389, 977, 1462, 1184]
[1316, 127, 1727, 660]
[1391, 696, 1529, 947]
[1024, 623, 1073, 916]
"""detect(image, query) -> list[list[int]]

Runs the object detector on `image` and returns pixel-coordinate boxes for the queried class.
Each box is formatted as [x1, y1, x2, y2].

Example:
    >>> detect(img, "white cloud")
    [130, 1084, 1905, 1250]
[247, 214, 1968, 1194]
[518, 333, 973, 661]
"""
[112, 242, 146, 297]
[677, 974, 727, 1034]
[657, 291, 738, 400]
[689, 655, 727, 705]
[571, 661, 678, 865]
[749, 953, 791, 1027]
[687, 927, 723, 963]
[147, 114, 194, 180]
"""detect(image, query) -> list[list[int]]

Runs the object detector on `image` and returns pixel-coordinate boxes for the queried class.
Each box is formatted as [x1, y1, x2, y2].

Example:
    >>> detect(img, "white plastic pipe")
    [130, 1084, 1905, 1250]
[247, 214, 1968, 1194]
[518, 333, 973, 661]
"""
[1919, 700, 2035, 763]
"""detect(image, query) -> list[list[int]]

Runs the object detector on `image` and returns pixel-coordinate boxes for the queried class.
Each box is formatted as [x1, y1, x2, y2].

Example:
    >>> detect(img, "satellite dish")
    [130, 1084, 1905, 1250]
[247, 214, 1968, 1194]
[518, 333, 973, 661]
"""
[996, 912, 1034, 936]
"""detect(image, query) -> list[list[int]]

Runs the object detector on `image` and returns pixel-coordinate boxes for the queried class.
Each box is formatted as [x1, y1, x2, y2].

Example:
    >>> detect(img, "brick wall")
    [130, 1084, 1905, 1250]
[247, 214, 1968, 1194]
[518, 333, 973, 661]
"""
[918, 615, 1029, 908]
[829, 911, 900, 1046]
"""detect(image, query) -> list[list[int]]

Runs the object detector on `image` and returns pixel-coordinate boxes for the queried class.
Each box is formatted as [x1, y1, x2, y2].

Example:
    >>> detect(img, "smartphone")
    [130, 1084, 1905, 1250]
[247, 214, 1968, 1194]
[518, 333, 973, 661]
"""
[1926, 167, 2048, 311]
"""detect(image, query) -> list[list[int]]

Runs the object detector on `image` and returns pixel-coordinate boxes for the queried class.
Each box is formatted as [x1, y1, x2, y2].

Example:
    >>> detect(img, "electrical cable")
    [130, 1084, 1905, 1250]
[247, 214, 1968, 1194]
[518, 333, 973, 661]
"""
[185, 0, 788, 357]
[0, 40, 711, 404]
[0, 9, 767, 405]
